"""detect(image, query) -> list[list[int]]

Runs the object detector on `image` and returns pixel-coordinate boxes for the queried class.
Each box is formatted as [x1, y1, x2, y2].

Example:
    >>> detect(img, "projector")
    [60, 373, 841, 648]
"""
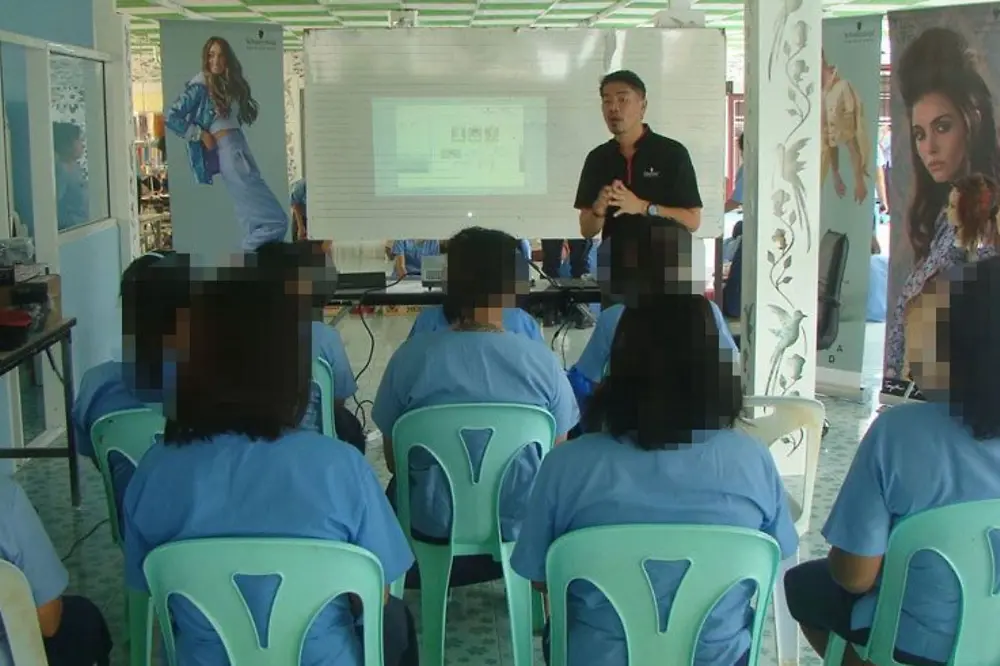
[421, 255, 447, 288]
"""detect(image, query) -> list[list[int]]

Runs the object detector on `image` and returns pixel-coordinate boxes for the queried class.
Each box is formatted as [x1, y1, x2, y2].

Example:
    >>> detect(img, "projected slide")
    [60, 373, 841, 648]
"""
[372, 98, 548, 197]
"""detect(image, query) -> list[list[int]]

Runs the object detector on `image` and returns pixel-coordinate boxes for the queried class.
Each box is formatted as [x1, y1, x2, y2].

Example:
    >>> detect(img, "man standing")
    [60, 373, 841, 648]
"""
[575, 70, 703, 241]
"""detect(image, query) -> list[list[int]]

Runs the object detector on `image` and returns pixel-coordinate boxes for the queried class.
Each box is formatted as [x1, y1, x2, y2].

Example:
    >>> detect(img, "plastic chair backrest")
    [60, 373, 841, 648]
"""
[392, 403, 556, 550]
[545, 524, 781, 666]
[737, 396, 825, 528]
[866, 499, 1000, 666]
[143, 538, 385, 666]
[312, 357, 335, 438]
[90, 407, 167, 545]
[0, 560, 49, 665]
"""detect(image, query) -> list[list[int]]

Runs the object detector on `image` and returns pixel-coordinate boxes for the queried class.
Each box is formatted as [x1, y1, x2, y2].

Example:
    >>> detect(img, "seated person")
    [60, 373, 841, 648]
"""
[391, 239, 441, 279]
[568, 215, 738, 406]
[511, 291, 797, 666]
[373, 226, 578, 588]
[71, 251, 190, 516]
[290, 178, 307, 241]
[0, 475, 112, 666]
[122, 262, 418, 666]
[255, 240, 366, 450]
[785, 259, 1000, 666]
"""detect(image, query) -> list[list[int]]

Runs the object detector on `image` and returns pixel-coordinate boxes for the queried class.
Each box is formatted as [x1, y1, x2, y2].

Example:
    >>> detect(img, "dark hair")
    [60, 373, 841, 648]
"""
[120, 251, 189, 393]
[442, 227, 519, 324]
[896, 27, 1000, 261]
[946, 257, 1000, 439]
[52, 122, 81, 161]
[253, 240, 339, 308]
[605, 214, 694, 301]
[586, 295, 742, 448]
[164, 266, 311, 445]
[738, 133, 744, 153]
[202, 36, 259, 126]
[600, 70, 646, 97]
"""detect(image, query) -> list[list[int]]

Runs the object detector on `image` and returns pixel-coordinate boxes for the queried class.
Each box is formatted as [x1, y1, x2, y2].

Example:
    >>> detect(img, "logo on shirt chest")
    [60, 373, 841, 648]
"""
[643, 167, 660, 178]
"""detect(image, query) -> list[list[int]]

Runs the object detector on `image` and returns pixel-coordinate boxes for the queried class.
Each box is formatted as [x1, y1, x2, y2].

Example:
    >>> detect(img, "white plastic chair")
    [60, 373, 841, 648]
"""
[736, 395, 826, 666]
[0, 560, 49, 665]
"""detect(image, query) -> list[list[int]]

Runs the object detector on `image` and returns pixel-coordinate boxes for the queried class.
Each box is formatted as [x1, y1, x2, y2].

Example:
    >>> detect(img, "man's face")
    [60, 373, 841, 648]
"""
[601, 82, 646, 137]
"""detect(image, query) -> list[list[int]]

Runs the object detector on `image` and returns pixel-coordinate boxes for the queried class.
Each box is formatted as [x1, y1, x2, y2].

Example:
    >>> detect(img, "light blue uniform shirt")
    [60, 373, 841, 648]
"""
[55, 161, 89, 231]
[823, 401, 1000, 663]
[301, 321, 358, 431]
[391, 240, 440, 278]
[123, 430, 413, 666]
[511, 430, 798, 666]
[407, 307, 543, 343]
[730, 165, 744, 205]
[290, 179, 307, 207]
[573, 302, 738, 383]
[372, 331, 579, 540]
[0, 476, 68, 663]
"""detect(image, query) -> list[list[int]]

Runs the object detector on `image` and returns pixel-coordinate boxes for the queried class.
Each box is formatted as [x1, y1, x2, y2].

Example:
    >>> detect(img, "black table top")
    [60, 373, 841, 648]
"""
[0, 317, 76, 376]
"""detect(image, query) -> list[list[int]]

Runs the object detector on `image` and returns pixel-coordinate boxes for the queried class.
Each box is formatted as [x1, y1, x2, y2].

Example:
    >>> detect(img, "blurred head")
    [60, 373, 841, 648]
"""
[254, 240, 338, 311]
[164, 264, 312, 445]
[442, 227, 523, 324]
[600, 214, 697, 304]
[897, 27, 1000, 260]
[120, 251, 191, 394]
[586, 294, 742, 448]
[52, 122, 83, 162]
[600, 70, 647, 138]
[906, 257, 1000, 439]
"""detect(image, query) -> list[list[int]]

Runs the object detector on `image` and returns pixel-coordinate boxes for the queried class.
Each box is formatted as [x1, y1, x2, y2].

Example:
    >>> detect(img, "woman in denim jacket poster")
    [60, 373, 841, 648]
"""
[165, 36, 288, 251]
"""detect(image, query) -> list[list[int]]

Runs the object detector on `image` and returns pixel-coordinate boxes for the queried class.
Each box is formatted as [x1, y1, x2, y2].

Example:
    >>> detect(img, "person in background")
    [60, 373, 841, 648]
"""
[725, 133, 744, 213]
[785, 257, 1000, 666]
[122, 262, 418, 666]
[538, 238, 595, 328]
[374, 227, 578, 588]
[567, 215, 738, 411]
[72, 251, 189, 521]
[0, 475, 112, 665]
[53, 122, 89, 231]
[876, 124, 891, 216]
[391, 239, 441, 279]
[511, 292, 796, 666]
[255, 240, 366, 451]
[290, 178, 307, 241]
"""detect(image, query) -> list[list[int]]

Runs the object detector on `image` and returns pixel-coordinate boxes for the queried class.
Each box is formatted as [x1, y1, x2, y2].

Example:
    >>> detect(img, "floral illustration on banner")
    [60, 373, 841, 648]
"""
[763, 0, 817, 454]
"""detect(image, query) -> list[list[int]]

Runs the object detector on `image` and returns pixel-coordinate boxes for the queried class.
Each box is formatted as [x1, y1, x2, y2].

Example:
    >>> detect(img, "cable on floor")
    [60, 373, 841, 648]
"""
[61, 518, 109, 562]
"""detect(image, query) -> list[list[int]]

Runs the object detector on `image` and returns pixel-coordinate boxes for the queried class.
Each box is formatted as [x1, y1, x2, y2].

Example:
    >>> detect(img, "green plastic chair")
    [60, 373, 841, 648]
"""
[142, 538, 385, 666]
[91, 407, 166, 666]
[824, 499, 1000, 666]
[390, 403, 557, 666]
[312, 357, 337, 438]
[545, 524, 782, 666]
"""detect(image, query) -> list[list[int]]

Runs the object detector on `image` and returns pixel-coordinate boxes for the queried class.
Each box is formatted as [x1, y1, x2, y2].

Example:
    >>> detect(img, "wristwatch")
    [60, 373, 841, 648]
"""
[646, 203, 659, 217]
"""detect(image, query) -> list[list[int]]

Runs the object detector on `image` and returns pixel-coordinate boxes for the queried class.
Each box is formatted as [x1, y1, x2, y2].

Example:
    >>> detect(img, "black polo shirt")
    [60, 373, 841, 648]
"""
[574, 126, 703, 240]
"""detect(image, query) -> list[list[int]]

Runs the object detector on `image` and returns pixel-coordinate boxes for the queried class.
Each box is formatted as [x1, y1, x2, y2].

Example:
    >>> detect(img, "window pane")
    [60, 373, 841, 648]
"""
[50, 54, 110, 231]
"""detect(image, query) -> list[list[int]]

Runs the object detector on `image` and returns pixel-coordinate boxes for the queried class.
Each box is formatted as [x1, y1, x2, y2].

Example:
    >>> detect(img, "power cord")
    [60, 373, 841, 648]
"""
[351, 274, 407, 388]
[61, 518, 109, 562]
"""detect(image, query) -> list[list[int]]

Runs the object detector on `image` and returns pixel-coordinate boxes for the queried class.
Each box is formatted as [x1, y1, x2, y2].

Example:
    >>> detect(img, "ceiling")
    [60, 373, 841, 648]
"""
[117, 0, 988, 52]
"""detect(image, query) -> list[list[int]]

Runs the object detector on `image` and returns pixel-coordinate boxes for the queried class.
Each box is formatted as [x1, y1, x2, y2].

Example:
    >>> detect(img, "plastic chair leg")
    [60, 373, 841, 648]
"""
[414, 546, 452, 666]
[774, 551, 800, 666]
[127, 587, 152, 666]
[502, 568, 535, 666]
[823, 633, 847, 666]
[389, 576, 405, 599]
[532, 589, 545, 633]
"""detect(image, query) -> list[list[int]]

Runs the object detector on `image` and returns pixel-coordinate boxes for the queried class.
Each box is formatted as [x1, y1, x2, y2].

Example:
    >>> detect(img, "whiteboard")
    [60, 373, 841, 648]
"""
[304, 28, 727, 241]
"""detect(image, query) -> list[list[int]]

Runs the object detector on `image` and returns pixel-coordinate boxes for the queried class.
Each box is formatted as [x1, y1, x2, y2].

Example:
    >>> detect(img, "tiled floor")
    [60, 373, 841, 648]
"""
[13, 312, 881, 666]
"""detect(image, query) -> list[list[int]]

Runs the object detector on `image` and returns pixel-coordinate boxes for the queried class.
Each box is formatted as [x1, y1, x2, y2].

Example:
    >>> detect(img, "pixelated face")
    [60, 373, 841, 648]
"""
[601, 81, 646, 137]
[905, 276, 950, 390]
[912, 92, 968, 184]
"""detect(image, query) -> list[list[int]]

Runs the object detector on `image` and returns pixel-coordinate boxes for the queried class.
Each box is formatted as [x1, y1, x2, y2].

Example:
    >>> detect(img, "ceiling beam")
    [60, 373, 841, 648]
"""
[146, 0, 204, 20]
[526, 0, 565, 27]
[582, 0, 635, 27]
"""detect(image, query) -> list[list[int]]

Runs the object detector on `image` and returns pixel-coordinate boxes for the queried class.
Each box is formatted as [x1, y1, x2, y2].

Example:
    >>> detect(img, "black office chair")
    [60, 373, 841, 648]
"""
[816, 230, 850, 351]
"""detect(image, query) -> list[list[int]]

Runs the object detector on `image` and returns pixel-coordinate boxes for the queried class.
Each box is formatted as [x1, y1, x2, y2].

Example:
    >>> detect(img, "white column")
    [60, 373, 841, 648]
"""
[741, 0, 822, 413]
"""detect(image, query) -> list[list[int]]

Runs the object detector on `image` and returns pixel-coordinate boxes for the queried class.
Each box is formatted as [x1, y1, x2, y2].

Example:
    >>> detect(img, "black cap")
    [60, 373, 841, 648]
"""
[600, 70, 647, 96]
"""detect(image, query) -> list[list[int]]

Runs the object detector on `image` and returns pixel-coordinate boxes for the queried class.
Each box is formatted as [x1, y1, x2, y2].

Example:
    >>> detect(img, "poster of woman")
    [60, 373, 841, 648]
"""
[160, 22, 288, 258]
[883, 4, 1000, 400]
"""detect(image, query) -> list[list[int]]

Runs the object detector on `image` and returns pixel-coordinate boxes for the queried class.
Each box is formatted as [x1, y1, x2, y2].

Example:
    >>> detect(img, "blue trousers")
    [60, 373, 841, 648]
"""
[216, 131, 288, 251]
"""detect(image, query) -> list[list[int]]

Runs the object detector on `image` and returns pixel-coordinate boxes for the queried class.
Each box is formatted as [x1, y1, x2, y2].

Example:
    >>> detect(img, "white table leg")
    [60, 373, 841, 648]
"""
[774, 550, 801, 666]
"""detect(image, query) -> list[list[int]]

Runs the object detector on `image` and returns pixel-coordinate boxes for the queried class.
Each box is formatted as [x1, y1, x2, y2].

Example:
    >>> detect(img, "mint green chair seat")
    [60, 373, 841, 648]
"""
[390, 403, 556, 666]
[312, 357, 336, 438]
[545, 524, 782, 666]
[143, 538, 386, 666]
[91, 407, 166, 666]
[824, 499, 1000, 666]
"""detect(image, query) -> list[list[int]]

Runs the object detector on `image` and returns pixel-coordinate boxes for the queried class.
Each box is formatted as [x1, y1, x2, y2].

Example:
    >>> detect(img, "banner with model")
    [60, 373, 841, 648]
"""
[160, 21, 289, 261]
[816, 16, 883, 393]
[883, 4, 1000, 401]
